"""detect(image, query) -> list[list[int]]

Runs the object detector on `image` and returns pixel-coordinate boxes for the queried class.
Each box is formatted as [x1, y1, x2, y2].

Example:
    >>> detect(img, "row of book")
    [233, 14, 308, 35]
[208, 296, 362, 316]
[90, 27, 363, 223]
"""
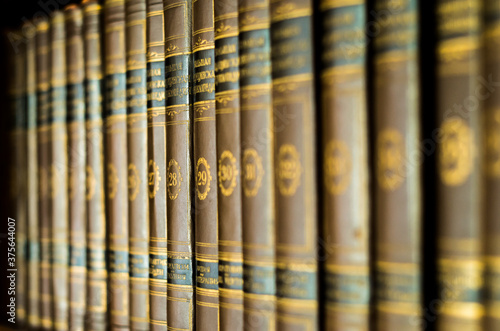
[6, 0, 499, 330]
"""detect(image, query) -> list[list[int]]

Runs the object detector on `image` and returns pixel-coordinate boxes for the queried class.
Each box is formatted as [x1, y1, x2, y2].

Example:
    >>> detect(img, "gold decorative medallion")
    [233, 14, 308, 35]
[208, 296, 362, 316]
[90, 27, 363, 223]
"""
[438, 117, 474, 186]
[128, 163, 140, 201]
[242, 148, 264, 197]
[85, 166, 96, 201]
[323, 140, 352, 195]
[148, 160, 161, 199]
[376, 129, 405, 191]
[486, 109, 500, 178]
[196, 157, 212, 201]
[107, 163, 119, 199]
[218, 150, 239, 197]
[167, 159, 183, 200]
[277, 144, 302, 196]
[49, 164, 59, 199]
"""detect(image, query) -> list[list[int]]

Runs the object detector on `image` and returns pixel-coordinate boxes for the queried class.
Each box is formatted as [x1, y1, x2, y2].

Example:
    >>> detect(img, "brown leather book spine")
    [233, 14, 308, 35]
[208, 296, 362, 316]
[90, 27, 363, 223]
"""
[193, 0, 220, 329]
[35, 18, 53, 331]
[373, 0, 422, 329]
[484, 1, 500, 327]
[49, 12, 70, 331]
[270, 0, 318, 328]
[9, 28, 28, 328]
[125, 1, 150, 329]
[164, 0, 195, 329]
[320, 1, 370, 329]
[436, 0, 483, 329]
[65, 6, 88, 330]
[82, 2, 108, 329]
[214, 1, 244, 329]
[104, 0, 130, 328]
[238, 0, 277, 329]
[147, 0, 167, 329]
[25, 21, 41, 329]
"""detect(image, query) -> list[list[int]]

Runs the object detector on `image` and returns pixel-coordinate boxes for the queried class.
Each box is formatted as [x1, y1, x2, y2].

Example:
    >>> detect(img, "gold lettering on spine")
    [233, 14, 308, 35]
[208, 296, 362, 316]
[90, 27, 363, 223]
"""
[218, 150, 238, 197]
[196, 157, 212, 200]
[85, 166, 96, 200]
[127, 163, 140, 201]
[438, 117, 474, 186]
[107, 164, 119, 199]
[323, 140, 352, 195]
[241, 148, 264, 197]
[167, 159, 183, 200]
[148, 160, 161, 199]
[376, 129, 405, 191]
[277, 144, 302, 196]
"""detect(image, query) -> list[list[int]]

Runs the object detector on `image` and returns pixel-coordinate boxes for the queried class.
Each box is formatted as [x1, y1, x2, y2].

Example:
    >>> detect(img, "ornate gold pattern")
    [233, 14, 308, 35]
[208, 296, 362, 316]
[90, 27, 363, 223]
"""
[85, 167, 95, 200]
[218, 150, 239, 197]
[323, 139, 352, 195]
[486, 109, 500, 178]
[242, 148, 264, 197]
[438, 117, 474, 186]
[148, 160, 161, 199]
[277, 144, 302, 196]
[107, 163, 119, 199]
[196, 157, 212, 201]
[376, 129, 405, 191]
[127, 163, 140, 201]
[167, 159, 183, 200]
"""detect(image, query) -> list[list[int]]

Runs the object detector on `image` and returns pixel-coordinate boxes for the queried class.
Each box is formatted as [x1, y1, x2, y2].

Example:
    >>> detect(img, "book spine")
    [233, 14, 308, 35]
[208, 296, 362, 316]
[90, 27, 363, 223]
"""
[125, 1, 150, 328]
[436, 0, 483, 329]
[164, 0, 195, 329]
[484, 1, 500, 328]
[238, 0, 277, 329]
[10, 28, 28, 328]
[65, 6, 88, 330]
[25, 21, 41, 329]
[35, 18, 53, 331]
[82, 2, 108, 329]
[214, 1, 244, 329]
[270, 0, 318, 328]
[320, 1, 370, 329]
[49, 11, 70, 331]
[192, 0, 220, 328]
[104, 0, 130, 328]
[373, 0, 421, 329]
[147, 0, 167, 329]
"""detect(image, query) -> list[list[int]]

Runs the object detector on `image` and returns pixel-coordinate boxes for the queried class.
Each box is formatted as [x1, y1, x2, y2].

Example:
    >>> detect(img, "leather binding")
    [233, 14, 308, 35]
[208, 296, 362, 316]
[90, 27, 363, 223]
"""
[164, 0, 195, 329]
[147, 0, 167, 329]
[104, 0, 130, 328]
[10, 28, 28, 328]
[270, 0, 318, 328]
[35, 17, 53, 331]
[65, 6, 88, 330]
[82, 1, 108, 329]
[49, 11, 70, 331]
[436, 0, 483, 329]
[373, 0, 422, 329]
[320, 0, 370, 329]
[214, 1, 244, 329]
[125, 0, 150, 328]
[484, 1, 500, 328]
[25, 21, 41, 329]
[238, 0, 277, 329]
[193, 0, 220, 329]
